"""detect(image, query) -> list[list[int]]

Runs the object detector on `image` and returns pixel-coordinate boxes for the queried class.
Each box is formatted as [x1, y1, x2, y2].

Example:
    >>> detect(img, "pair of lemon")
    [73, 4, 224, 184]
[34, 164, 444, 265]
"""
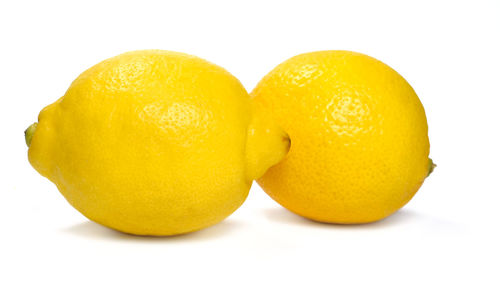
[26, 50, 432, 236]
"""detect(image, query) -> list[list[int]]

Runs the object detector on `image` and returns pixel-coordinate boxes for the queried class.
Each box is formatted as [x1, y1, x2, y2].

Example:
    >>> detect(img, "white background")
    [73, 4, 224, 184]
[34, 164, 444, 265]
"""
[1, 0, 499, 287]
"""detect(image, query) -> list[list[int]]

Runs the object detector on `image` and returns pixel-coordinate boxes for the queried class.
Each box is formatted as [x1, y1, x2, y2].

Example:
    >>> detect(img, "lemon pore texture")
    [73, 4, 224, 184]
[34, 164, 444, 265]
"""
[251, 50, 431, 223]
[28, 50, 288, 235]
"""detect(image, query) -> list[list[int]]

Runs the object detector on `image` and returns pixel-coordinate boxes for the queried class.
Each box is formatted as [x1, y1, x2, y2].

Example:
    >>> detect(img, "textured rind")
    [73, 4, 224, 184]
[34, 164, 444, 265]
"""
[28, 50, 269, 236]
[251, 50, 430, 223]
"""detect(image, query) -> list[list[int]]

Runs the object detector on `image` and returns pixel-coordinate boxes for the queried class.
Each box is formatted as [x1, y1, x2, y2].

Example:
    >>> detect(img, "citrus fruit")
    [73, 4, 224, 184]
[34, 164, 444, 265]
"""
[251, 50, 433, 223]
[26, 50, 290, 235]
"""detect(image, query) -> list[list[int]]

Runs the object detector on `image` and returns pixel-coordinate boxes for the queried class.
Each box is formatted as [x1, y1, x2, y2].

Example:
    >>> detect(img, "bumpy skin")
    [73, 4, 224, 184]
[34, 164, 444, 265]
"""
[28, 50, 288, 235]
[251, 51, 431, 223]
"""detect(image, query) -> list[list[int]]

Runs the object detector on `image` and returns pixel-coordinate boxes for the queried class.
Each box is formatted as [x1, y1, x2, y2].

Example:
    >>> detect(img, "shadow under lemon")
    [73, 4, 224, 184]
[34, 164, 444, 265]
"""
[262, 206, 421, 229]
[61, 218, 244, 242]
[62, 207, 465, 239]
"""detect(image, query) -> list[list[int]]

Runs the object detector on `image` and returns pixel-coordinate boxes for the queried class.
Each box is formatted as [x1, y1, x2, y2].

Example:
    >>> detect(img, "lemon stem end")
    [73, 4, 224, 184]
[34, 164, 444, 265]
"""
[427, 158, 436, 177]
[25, 122, 38, 147]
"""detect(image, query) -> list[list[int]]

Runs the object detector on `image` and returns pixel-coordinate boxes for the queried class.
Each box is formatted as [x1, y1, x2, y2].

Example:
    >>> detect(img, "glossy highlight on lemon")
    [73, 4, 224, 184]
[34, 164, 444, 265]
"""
[26, 50, 289, 236]
[251, 50, 432, 224]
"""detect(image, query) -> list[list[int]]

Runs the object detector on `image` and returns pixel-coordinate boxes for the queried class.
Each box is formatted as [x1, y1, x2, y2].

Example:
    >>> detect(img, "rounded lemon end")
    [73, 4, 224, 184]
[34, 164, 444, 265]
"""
[24, 122, 38, 147]
[427, 158, 436, 177]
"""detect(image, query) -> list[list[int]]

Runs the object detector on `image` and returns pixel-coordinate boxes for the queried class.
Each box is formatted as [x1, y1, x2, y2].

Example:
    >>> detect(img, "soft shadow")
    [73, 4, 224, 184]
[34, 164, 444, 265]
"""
[61, 219, 243, 242]
[262, 207, 420, 229]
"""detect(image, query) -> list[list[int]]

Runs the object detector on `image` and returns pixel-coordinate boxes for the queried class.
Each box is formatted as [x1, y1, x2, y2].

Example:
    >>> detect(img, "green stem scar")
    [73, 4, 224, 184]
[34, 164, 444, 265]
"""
[427, 158, 436, 177]
[25, 123, 38, 147]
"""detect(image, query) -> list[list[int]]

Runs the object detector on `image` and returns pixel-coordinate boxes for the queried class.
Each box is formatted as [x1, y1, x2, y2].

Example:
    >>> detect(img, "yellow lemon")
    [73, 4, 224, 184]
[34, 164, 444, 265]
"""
[251, 50, 433, 223]
[26, 50, 289, 236]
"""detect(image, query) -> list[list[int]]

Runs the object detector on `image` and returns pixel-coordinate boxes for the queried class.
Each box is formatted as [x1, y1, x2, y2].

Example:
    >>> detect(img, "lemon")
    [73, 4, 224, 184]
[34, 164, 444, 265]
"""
[251, 50, 433, 223]
[26, 50, 289, 236]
